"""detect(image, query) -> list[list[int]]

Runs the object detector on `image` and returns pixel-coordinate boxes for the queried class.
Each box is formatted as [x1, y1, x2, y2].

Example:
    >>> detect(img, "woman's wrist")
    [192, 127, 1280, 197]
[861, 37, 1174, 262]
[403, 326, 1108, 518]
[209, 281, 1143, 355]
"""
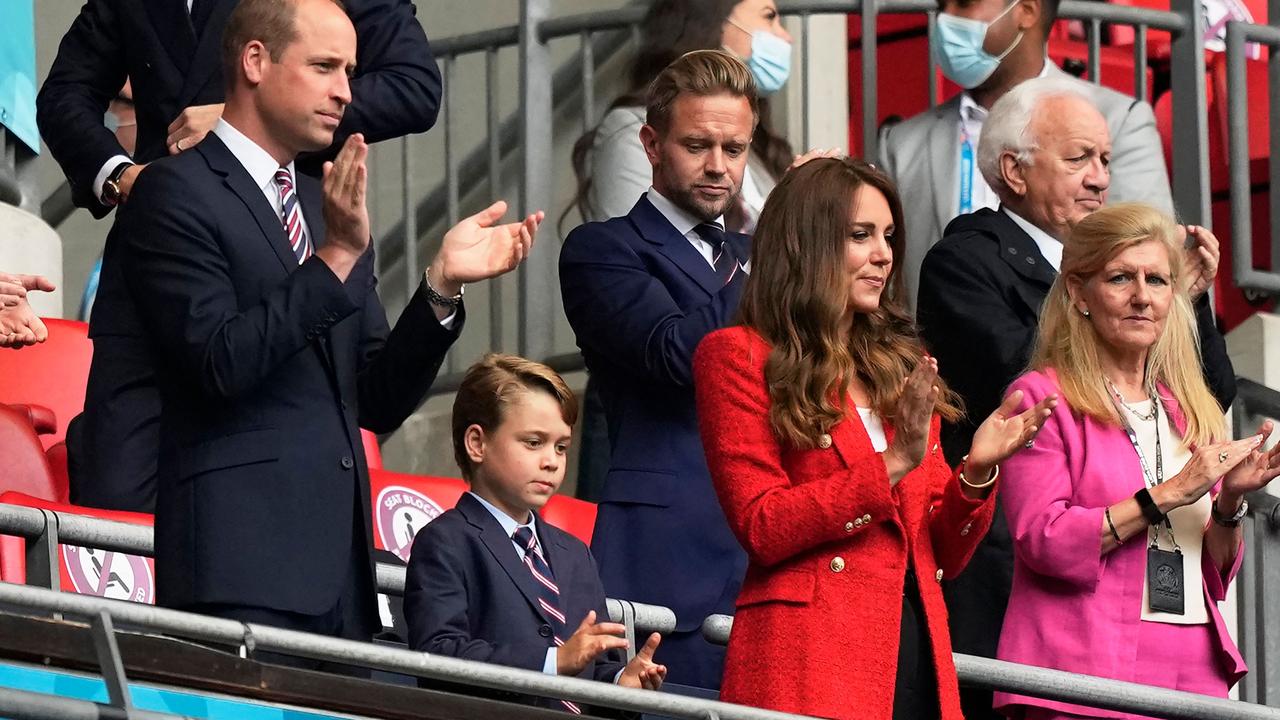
[1147, 481, 1183, 514]
[1215, 491, 1244, 516]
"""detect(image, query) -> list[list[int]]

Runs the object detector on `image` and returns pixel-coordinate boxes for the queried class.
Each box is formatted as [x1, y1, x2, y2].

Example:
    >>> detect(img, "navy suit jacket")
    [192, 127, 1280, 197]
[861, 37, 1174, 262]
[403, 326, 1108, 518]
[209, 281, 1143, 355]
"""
[403, 493, 624, 710]
[39, 0, 441, 513]
[558, 196, 750, 672]
[118, 132, 458, 617]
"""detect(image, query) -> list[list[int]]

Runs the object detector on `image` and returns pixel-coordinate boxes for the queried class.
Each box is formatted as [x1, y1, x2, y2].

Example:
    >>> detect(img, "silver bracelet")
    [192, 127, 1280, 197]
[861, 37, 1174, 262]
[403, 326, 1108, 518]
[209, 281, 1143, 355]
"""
[424, 268, 464, 308]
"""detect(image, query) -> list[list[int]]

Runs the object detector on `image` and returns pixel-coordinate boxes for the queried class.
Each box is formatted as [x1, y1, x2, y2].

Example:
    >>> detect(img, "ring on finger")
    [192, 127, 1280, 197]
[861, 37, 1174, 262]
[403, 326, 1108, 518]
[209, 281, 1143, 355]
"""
[1219, 450, 1230, 463]
[176, 138, 185, 151]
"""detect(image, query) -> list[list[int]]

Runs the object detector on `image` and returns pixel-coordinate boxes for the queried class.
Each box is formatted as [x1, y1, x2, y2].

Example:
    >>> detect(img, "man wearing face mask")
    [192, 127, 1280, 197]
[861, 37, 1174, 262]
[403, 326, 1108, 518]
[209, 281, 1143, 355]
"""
[879, 0, 1172, 308]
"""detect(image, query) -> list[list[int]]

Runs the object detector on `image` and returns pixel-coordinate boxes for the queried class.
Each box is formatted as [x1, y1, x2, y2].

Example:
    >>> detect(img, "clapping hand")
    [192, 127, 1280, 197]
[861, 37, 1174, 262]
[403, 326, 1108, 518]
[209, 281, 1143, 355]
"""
[427, 200, 541, 296]
[618, 633, 667, 690]
[882, 356, 940, 484]
[0, 273, 54, 308]
[1222, 421, 1280, 497]
[556, 610, 629, 676]
[0, 298, 50, 348]
[1180, 224, 1220, 302]
[965, 389, 1059, 481]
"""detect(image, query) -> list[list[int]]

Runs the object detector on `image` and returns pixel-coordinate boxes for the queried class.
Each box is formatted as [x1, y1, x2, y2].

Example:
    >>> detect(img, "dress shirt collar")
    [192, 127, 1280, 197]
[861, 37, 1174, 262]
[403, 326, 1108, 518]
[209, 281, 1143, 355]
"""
[213, 119, 297, 194]
[468, 491, 541, 549]
[646, 186, 725, 238]
[1002, 205, 1063, 272]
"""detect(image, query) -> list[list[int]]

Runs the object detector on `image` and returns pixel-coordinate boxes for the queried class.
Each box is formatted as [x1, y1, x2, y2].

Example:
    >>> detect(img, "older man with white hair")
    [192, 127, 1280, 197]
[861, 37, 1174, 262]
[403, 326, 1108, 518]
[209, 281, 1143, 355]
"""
[915, 76, 1237, 720]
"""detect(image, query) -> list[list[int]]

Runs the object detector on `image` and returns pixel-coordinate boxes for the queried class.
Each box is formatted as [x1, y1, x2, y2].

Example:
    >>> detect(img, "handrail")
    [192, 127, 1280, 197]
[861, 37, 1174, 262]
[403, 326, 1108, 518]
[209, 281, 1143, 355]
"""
[1225, 21, 1280, 295]
[0, 502, 677, 636]
[700, 614, 1280, 720]
[0, 581, 814, 720]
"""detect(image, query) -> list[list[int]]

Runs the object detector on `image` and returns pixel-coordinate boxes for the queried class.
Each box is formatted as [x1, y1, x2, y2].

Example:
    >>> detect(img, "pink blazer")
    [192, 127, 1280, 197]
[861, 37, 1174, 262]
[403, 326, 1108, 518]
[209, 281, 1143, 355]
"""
[995, 369, 1245, 713]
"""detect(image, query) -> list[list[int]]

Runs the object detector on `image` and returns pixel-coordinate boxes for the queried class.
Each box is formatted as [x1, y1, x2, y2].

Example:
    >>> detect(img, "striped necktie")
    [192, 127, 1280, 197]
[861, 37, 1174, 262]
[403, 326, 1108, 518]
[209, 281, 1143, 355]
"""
[694, 223, 738, 286]
[274, 168, 310, 264]
[512, 525, 582, 715]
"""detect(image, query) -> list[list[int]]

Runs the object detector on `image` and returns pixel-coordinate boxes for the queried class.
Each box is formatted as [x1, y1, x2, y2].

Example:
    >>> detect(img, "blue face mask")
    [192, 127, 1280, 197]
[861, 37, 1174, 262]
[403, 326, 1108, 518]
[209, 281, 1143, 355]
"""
[933, 2, 1024, 89]
[728, 21, 792, 96]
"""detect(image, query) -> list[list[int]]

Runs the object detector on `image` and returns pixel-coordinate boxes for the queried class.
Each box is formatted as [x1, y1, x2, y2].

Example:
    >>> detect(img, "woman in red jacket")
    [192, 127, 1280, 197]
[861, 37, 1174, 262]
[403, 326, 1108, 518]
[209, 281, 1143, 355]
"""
[693, 157, 1056, 720]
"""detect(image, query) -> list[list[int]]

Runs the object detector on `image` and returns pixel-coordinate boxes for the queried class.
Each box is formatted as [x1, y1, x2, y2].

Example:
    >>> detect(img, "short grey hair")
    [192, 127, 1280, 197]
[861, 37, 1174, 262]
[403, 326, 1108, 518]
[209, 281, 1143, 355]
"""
[977, 77, 1098, 199]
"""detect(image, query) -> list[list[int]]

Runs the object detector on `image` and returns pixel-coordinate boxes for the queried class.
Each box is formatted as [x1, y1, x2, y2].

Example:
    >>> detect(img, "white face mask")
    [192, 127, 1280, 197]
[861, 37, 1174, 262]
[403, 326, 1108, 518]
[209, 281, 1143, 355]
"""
[725, 18, 792, 95]
[933, 1, 1024, 89]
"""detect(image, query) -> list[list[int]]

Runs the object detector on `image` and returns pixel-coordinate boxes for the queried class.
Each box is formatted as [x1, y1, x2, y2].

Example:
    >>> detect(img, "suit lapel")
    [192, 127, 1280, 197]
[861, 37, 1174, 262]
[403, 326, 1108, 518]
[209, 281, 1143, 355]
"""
[458, 495, 559, 628]
[179, 0, 236, 109]
[927, 97, 963, 238]
[147, 0, 198, 77]
[993, 208, 1059, 288]
[630, 197, 723, 297]
[200, 134, 296, 273]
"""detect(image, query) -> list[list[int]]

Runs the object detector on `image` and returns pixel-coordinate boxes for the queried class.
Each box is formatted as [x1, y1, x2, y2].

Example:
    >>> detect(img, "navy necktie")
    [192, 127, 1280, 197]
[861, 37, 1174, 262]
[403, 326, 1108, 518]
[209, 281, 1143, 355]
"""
[694, 223, 738, 286]
[512, 525, 581, 714]
[189, 0, 215, 37]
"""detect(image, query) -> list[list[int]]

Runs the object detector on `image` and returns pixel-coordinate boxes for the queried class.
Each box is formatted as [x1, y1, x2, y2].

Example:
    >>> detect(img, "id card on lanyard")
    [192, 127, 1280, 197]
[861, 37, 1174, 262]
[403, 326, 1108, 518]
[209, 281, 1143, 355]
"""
[1121, 402, 1185, 615]
[958, 129, 975, 215]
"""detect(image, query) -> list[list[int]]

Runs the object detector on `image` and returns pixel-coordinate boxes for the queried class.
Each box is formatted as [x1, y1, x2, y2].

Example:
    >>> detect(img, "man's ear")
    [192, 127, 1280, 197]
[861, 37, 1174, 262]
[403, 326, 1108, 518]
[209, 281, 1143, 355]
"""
[639, 123, 662, 168]
[242, 41, 269, 86]
[1016, 0, 1042, 32]
[1001, 151, 1029, 198]
[464, 424, 486, 466]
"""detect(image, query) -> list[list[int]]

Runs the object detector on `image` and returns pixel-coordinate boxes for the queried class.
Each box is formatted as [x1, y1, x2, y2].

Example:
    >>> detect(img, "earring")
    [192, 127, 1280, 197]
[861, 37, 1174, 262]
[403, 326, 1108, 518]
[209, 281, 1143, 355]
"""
[1080, 307, 1090, 317]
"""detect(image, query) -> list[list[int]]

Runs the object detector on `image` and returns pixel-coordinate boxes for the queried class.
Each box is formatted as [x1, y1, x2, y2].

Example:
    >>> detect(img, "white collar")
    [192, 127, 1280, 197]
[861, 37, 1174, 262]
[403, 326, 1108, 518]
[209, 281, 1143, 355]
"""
[645, 186, 725, 238]
[213, 119, 297, 192]
[468, 490, 540, 546]
[1002, 205, 1063, 271]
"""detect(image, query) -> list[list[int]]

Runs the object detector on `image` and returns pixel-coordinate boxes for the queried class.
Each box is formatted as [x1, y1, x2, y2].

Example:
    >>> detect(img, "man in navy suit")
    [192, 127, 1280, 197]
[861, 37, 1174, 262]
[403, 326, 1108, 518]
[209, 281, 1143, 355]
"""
[37, 0, 442, 513]
[404, 354, 664, 713]
[116, 0, 538, 659]
[558, 50, 758, 690]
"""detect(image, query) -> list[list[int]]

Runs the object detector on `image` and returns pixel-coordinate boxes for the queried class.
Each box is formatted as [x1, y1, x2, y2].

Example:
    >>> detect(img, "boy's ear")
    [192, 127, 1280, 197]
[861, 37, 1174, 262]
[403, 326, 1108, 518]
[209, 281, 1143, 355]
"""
[464, 424, 486, 466]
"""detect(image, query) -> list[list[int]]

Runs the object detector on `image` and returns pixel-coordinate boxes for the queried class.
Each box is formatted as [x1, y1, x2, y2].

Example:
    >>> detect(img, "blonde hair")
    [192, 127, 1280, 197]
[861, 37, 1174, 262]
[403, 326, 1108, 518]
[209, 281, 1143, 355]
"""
[451, 353, 579, 480]
[1029, 203, 1223, 446]
[645, 49, 760, 134]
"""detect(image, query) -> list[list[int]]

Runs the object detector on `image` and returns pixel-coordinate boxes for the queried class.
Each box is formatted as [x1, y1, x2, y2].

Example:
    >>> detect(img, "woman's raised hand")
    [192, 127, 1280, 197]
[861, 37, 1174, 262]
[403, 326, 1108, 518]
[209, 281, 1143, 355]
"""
[1153, 432, 1266, 511]
[882, 355, 940, 485]
[1222, 422, 1280, 497]
[966, 389, 1058, 480]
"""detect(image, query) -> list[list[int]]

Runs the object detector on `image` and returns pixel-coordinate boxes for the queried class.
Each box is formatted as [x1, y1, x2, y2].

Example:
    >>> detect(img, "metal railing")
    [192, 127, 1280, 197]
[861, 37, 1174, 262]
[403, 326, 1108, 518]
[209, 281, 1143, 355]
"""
[1225, 20, 1280, 296]
[0, 502, 676, 650]
[1232, 377, 1280, 705]
[0, 581, 814, 720]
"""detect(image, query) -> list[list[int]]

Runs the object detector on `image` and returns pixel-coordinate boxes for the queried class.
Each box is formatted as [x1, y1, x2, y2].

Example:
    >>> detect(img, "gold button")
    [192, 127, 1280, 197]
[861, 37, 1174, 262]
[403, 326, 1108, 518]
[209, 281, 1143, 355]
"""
[853, 517, 864, 528]
[845, 521, 856, 532]
[862, 513, 871, 523]
[932, 443, 939, 452]
[936, 569, 944, 582]
[830, 556, 846, 573]
[818, 433, 832, 449]
[960, 522, 972, 536]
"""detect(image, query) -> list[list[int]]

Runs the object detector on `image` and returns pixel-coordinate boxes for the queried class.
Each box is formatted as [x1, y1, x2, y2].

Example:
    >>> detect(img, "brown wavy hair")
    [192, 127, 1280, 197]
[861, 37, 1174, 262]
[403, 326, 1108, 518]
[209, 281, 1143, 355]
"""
[737, 157, 962, 449]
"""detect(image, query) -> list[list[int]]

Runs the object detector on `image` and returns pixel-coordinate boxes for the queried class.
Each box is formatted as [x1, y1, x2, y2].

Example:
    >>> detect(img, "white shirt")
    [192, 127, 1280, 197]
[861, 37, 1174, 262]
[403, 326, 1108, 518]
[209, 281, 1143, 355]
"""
[857, 407, 888, 453]
[645, 187, 750, 274]
[956, 59, 1053, 217]
[212, 120, 313, 244]
[1124, 400, 1210, 625]
[1002, 206, 1063, 271]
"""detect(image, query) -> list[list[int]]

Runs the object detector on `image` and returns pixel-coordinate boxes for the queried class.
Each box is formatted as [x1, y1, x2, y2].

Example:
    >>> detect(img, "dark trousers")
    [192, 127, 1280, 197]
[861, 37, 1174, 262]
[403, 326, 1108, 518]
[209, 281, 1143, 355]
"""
[894, 567, 940, 720]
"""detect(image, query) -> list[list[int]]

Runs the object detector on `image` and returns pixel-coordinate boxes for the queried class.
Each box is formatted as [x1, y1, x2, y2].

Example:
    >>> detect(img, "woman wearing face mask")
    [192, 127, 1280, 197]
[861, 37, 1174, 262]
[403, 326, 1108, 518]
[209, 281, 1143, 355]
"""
[566, 0, 795, 235]
[995, 204, 1280, 720]
[694, 158, 1055, 720]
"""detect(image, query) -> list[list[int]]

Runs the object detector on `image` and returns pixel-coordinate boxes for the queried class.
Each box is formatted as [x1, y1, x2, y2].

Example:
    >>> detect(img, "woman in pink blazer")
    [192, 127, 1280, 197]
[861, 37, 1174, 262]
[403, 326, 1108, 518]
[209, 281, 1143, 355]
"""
[997, 204, 1280, 720]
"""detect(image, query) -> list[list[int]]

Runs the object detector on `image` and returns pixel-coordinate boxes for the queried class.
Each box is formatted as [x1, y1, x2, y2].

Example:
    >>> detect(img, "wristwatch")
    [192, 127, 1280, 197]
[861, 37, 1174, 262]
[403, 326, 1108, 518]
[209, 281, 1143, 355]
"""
[102, 161, 135, 206]
[1211, 497, 1249, 528]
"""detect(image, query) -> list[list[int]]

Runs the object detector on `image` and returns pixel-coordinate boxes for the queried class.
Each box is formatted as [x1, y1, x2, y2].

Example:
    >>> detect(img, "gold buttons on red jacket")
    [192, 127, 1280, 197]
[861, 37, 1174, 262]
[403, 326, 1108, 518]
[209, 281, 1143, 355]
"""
[830, 556, 846, 573]
[818, 433, 832, 449]
[936, 569, 944, 582]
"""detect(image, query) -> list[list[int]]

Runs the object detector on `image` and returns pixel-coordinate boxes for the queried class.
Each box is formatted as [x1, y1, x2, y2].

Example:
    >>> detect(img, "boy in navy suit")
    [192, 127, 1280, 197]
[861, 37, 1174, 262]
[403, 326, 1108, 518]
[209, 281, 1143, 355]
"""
[404, 354, 666, 712]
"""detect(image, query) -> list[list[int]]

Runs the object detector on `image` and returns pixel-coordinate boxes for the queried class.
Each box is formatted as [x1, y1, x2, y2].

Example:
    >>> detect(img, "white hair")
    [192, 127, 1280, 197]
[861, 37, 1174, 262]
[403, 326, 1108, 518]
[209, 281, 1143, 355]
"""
[977, 76, 1099, 199]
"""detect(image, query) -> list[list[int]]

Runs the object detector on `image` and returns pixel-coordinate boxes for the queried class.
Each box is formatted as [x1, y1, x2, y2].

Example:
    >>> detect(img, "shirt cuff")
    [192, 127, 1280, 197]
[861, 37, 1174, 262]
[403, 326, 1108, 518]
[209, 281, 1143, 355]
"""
[542, 647, 557, 675]
[741, 260, 751, 275]
[94, 154, 133, 204]
[438, 310, 457, 330]
[613, 667, 625, 684]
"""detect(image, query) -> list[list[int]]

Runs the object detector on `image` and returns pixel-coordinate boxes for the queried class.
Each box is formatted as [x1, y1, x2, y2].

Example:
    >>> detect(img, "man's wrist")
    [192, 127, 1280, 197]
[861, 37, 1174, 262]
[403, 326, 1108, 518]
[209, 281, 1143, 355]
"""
[425, 265, 464, 301]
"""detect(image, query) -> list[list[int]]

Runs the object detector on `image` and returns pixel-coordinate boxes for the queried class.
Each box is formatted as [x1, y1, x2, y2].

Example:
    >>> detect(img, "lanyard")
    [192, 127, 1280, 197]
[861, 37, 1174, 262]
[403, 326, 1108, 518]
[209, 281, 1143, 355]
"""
[1119, 399, 1180, 551]
[958, 129, 974, 215]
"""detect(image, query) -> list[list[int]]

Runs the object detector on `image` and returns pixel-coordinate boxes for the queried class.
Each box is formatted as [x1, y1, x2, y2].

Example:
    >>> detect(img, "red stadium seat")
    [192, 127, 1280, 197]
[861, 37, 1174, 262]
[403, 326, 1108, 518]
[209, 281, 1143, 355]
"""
[362, 429, 383, 469]
[368, 468, 599, 562]
[0, 404, 62, 502]
[0, 318, 92, 451]
[0, 491, 155, 604]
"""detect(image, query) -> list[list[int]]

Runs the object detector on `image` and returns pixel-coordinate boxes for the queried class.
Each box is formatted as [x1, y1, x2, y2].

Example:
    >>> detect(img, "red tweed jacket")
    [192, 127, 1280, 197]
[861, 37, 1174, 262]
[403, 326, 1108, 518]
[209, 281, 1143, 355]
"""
[693, 326, 997, 720]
